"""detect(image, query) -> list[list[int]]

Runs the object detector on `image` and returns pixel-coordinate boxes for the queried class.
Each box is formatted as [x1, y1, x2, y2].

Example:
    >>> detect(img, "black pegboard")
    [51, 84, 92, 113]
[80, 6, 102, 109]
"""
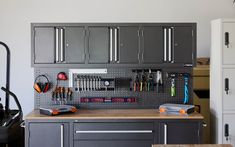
[34, 67, 193, 109]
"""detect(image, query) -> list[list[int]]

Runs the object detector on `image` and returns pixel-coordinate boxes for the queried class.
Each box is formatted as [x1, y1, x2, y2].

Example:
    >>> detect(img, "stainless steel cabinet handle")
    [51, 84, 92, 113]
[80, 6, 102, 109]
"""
[225, 78, 229, 95]
[168, 28, 172, 62]
[61, 124, 64, 147]
[75, 130, 153, 134]
[164, 124, 167, 144]
[171, 27, 174, 63]
[55, 28, 59, 63]
[225, 32, 229, 48]
[60, 28, 64, 62]
[109, 28, 113, 62]
[164, 28, 167, 62]
[225, 124, 229, 141]
[114, 28, 118, 62]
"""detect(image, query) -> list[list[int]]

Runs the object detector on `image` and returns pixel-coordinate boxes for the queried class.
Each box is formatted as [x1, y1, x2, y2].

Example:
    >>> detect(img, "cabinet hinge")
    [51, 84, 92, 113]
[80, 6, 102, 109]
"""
[198, 129, 200, 140]
[84, 30, 86, 37]
[28, 129, 30, 138]
[87, 30, 90, 37]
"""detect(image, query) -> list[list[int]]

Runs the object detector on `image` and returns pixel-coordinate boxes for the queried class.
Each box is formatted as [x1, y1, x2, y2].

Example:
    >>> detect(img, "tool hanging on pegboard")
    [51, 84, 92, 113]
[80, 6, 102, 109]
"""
[33, 75, 51, 93]
[52, 87, 73, 105]
[179, 73, 190, 104]
[168, 73, 178, 97]
[52, 72, 73, 104]
[132, 69, 164, 93]
[155, 70, 163, 93]
[74, 75, 114, 92]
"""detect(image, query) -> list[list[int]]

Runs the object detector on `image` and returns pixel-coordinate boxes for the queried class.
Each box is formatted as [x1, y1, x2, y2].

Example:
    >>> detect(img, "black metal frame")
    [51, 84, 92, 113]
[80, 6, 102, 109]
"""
[0, 42, 10, 114]
[0, 42, 23, 147]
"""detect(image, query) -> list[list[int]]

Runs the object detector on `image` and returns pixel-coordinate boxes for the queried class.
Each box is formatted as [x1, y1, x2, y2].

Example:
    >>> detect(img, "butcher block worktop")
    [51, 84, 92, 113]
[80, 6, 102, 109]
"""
[25, 109, 203, 120]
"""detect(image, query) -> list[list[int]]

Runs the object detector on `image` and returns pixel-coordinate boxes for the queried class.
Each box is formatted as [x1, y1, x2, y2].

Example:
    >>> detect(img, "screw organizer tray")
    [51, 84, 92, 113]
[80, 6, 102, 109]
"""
[34, 67, 193, 109]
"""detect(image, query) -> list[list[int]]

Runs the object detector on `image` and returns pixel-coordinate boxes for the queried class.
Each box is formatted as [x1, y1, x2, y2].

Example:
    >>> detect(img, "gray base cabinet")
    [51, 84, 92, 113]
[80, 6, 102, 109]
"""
[25, 119, 202, 147]
[74, 141, 153, 147]
[27, 122, 69, 147]
[159, 121, 202, 144]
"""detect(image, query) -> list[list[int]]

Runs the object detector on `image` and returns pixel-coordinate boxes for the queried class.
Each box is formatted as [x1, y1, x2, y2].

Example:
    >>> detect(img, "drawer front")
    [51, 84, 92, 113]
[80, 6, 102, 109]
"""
[74, 122, 154, 140]
[74, 140, 152, 147]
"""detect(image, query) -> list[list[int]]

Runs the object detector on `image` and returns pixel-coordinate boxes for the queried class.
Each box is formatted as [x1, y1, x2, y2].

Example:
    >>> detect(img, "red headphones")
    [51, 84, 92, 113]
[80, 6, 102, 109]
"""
[34, 75, 51, 93]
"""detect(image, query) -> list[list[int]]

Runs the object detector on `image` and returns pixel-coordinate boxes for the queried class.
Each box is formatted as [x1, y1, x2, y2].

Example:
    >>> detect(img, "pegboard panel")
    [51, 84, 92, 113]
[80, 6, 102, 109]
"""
[34, 67, 193, 109]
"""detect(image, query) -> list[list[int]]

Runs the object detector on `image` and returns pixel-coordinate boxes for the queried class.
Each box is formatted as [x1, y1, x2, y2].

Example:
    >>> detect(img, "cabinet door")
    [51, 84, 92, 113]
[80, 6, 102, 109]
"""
[28, 123, 69, 147]
[142, 26, 164, 64]
[223, 23, 235, 65]
[159, 121, 201, 144]
[173, 26, 193, 64]
[118, 26, 139, 63]
[74, 141, 152, 147]
[88, 27, 110, 63]
[64, 26, 85, 63]
[223, 69, 235, 111]
[34, 27, 55, 64]
[223, 114, 235, 146]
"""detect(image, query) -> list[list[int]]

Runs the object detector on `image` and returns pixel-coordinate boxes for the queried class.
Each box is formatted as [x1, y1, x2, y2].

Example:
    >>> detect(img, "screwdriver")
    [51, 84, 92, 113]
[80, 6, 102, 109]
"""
[171, 78, 176, 97]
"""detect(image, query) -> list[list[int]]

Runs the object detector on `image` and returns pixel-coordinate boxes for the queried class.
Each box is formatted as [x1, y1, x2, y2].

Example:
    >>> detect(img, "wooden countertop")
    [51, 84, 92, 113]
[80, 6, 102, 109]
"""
[25, 109, 203, 120]
[152, 145, 232, 147]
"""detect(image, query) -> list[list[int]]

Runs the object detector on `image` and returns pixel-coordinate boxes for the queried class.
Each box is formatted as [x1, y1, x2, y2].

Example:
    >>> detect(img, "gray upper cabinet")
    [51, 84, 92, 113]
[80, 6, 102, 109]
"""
[173, 26, 194, 65]
[64, 27, 86, 63]
[141, 26, 164, 64]
[88, 27, 110, 64]
[87, 26, 140, 64]
[32, 23, 196, 67]
[28, 123, 69, 147]
[34, 27, 55, 64]
[163, 26, 195, 65]
[32, 25, 86, 65]
[117, 26, 140, 64]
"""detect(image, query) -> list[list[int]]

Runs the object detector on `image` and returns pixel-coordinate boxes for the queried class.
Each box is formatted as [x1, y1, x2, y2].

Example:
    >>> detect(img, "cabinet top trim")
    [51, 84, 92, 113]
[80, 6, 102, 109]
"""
[31, 23, 196, 27]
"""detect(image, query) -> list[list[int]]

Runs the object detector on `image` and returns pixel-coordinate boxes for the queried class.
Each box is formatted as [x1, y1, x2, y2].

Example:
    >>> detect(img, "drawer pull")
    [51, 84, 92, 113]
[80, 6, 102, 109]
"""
[75, 130, 153, 134]
[164, 124, 167, 144]
[61, 124, 64, 147]
[164, 28, 167, 62]
[55, 28, 59, 63]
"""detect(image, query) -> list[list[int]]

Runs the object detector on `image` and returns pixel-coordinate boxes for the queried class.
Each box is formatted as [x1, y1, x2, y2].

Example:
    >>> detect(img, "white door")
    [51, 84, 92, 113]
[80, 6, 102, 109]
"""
[223, 23, 235, 65]
[223, 69, 235, 111]
[223, 114, 235, 146]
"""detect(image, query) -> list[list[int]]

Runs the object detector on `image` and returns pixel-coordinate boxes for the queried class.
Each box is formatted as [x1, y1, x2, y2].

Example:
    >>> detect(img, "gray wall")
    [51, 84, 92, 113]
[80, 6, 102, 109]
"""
[0, 0, 234, 116]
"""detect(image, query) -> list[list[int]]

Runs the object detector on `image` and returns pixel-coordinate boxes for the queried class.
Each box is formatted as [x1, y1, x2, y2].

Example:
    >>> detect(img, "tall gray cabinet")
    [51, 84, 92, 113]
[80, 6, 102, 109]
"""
[211, 19, 235, 146]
